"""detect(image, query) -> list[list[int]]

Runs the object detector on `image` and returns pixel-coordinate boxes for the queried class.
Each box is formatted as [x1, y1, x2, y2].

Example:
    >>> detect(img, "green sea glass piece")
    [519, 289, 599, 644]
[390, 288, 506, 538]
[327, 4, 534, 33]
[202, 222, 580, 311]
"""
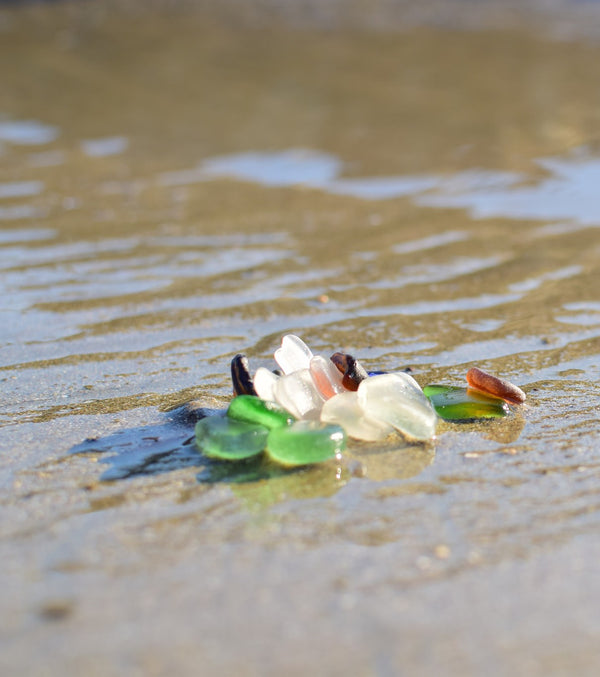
[266, 420, 346, 467]
[423, 385, 510, 421]
[195, 416, 268, 460]
[227, 395, 294, 429]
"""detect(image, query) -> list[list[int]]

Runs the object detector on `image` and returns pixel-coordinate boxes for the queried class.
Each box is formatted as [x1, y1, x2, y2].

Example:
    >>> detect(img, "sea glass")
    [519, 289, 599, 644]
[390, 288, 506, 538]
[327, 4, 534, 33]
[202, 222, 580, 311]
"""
[254, 367, 279, 402]
[423, 385, 510, 421]
[266, 420, 346, 466]
[466, 367, 526, 404]
[273, 368, 325, 419]
[330, 352, 369, 391]
[357, 373, 437, 440]
[309, 355, 346, 399]
[321, 391, 393, 441]
[227, 394, 294, 429]
[274, 334, 313, 374]
[230, 354, 256, 396]
[195, 416, 268, 460]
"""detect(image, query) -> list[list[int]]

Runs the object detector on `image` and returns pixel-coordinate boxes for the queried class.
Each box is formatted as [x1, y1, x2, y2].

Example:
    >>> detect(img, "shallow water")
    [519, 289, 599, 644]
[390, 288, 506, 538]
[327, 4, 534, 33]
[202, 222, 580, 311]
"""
[2, 2, 600, 675]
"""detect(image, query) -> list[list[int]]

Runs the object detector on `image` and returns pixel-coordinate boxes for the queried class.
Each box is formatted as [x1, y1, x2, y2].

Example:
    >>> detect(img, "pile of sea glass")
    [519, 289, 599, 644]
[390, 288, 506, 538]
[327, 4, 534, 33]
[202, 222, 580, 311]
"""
[194, 334, 525, 468]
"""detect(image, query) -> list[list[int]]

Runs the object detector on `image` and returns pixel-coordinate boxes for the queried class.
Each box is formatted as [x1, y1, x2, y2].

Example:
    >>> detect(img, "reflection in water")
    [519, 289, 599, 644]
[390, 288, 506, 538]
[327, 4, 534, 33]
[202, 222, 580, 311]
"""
[198, 455, 350, 510]
[70, 410, 440, 504]
[0, 181, 44, 199]
[362, 256, 505, 289]
[392, 231, 469, 254]
[345, 440, 435, 482]
[80, 136, 129, 157]
[0, 237, 139, 269]
[159, 149, 340, 187]
[508, 265, 582, 293]
[159, 148, 439, 199]
[557, 301, 600, 326]
[227, 462, 348, 510]
[328, 175, 439, 200]
[0, 118, 59, 145]
[479, 410, 527, 444]
[349, 293, 523, 316]
[0, 204, 40, 220]
[416, 326, 600, 366]
[68, 413, 351, 510]
[201, 149, 341, 187]
[196, 454, 299, 484]
[160, 146, 600, 230]
[0, 228, 55, 244]
[27, 150, 66, 167]
[418, 152, 600, 226]
[69, 403, 338, 490]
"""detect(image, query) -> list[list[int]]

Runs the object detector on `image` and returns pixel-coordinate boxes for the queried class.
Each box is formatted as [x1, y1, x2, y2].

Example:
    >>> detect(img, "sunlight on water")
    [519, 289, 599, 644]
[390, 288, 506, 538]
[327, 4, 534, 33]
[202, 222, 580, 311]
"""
[419, 152, 600, 226]
[0, 180, 44, 199]
[80, 136, 129, 157]
[160, 146, 600, 230]
[0, 118, 59, 145]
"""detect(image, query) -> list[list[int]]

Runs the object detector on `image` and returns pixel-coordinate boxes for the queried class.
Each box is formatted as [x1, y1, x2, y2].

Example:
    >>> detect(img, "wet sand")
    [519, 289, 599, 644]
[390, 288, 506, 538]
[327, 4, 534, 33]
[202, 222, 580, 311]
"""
[2, 2, 600, 675]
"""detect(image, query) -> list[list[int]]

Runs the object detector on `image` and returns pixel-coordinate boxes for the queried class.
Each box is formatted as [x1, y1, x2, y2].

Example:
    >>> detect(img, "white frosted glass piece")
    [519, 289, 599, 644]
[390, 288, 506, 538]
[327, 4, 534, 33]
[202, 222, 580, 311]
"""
[254, 367, 279, 402]
[274, 334, 314, 374]
[309, 355, 346, 399]
[273, 369, 325, 419]
[357, 373, 437, 440]
[321, 391, 393, 441]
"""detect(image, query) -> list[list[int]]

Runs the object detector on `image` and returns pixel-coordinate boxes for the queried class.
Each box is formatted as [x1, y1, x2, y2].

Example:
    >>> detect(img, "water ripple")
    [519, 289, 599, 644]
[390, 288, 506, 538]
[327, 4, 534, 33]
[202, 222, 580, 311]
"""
[0, 118, 59, 145]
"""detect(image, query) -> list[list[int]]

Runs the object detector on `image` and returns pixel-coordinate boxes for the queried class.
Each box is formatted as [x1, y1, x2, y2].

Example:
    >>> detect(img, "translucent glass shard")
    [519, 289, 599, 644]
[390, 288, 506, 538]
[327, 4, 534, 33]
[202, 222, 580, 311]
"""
[266, 420, 346, 466]
[321, 391, 393, 441]
[273, 369, 325, 419]
[253, 367, 279, 402]
[227, 394, 294, 429]
[195, 416, 268, 460]
[274, 334, 314, 374]
[309, 355, 346, 399]
[357, 373, 437, 441]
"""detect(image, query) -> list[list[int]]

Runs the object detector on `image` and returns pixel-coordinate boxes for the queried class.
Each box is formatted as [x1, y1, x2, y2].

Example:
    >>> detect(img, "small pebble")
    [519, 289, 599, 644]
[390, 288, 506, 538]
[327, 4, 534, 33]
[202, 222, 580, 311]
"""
[466, 367, 526, 404]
